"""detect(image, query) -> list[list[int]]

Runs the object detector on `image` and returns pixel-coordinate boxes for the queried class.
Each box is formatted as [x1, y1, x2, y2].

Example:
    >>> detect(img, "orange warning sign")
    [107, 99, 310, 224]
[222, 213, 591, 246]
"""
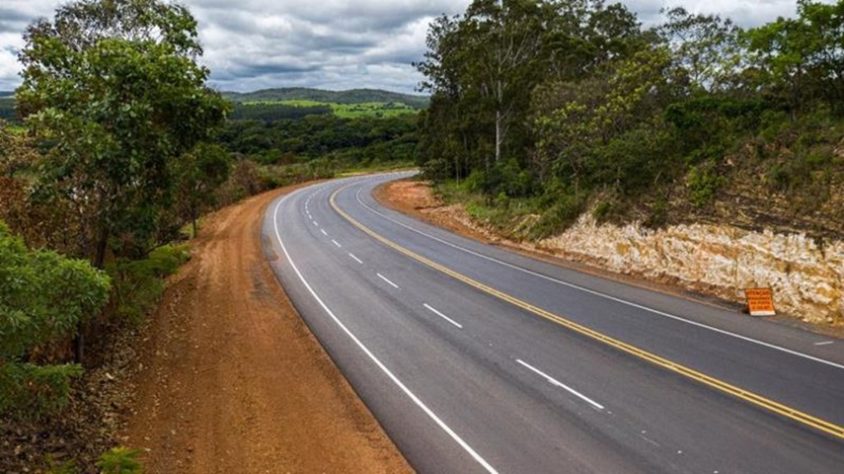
[745, 288, 776, 316]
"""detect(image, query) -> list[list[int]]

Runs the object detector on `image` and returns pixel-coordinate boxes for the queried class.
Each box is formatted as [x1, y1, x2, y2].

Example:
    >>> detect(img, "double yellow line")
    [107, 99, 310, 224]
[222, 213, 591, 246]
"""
[330, 186, 844, 440]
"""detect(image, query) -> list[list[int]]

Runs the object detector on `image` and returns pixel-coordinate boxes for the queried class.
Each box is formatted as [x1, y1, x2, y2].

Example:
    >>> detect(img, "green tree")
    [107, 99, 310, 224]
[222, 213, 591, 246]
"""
[173, 143, 231, 237]
[17, 0, 228, 267]
[532, 46, 674, 195]
[656, 7, 742, 92]
[417, 0, 647, 189]
[743, 0, 844, 113]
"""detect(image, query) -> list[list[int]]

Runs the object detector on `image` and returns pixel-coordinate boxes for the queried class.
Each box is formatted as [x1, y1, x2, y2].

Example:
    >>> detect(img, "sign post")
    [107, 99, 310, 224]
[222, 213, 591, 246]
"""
[744, 288, 776, 316]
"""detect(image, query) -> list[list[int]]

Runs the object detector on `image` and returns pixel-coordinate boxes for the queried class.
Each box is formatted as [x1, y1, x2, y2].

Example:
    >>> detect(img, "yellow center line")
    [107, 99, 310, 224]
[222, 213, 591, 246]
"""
[329, 186, 844, 440]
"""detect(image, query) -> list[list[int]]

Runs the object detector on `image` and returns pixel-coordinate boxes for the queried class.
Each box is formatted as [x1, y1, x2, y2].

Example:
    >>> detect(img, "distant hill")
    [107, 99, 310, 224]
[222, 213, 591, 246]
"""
[0, 91, 14, 98]
[223, 88, 429, 109]
[0, 98, 16, 122]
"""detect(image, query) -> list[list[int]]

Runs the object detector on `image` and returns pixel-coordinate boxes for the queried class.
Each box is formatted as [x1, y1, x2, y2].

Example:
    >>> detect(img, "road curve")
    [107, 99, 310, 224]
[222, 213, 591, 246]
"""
[262, 173, 844, 473]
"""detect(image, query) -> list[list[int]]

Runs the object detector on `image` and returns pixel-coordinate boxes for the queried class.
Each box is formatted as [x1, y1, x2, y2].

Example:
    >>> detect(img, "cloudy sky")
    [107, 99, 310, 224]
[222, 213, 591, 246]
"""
[0, 1, 813, 93]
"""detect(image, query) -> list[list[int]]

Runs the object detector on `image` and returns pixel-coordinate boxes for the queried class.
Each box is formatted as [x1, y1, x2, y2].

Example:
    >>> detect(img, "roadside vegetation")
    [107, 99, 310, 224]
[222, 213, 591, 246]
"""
[417, 0, 844, 240]
[239, 99, 418, 118]
[1, 0, 419, 468]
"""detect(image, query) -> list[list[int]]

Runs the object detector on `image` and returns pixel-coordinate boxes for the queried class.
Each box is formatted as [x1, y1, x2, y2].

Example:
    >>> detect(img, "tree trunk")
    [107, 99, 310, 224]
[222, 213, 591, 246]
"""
[495, 79, 503, 164]
[93, 227, 108, 269]
[74, 331, 85, 365]
[80, 226, 109, 364]
[495, 108, 501, 164]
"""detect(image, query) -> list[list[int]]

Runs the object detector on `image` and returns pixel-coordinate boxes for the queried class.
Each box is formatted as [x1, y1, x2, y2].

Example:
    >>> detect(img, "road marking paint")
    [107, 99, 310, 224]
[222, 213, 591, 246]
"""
[313, 220, 318, 226]
[377, 273, 399, 289]
[638, 434, 661, 447]
[814, 341, 834, 346]
[516, 359, 604, 410]
[353, 187, 844, 372]
[320, 229, 328, 236]
[348, 253, 363, 264]
[423, 303, 463, 329]
[332, 185, 844, 440]
[273, 195, 498, 474]
[331, 239, 342, 248]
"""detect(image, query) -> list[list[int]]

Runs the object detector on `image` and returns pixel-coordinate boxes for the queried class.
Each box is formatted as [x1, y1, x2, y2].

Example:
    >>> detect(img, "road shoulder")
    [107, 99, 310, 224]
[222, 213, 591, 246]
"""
[124, 183, 411, 473]
[373, 179, 844, 340]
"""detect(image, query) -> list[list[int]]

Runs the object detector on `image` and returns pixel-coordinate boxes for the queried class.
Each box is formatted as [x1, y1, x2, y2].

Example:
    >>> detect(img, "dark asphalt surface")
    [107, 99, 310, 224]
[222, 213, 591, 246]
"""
[262, 173, 844, 473]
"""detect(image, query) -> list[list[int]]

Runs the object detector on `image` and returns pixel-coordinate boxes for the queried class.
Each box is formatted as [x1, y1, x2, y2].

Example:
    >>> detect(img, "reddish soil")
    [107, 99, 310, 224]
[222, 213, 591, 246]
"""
[124, 184, 411, 473]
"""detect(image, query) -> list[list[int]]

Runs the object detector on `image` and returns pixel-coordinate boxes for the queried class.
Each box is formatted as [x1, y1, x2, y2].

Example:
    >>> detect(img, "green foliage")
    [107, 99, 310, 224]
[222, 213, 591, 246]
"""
[224, 87, 429, 109]
[217, 114, 417, 170]
[229, 102, 331, 121]
[46, 456, 78, 474]
[743, 0, 844, 112]
[0, 221, 108, 419]
[237, 100, 418, 119]
[0, 363, 83, 420]
[172, 143, 231, 236]
[686, 162, 724, 207]
[17, 0, 228, 266]
[107, 244, 190, 324]
[97, 446, 142, 474]
[530, 193, 586, 239]
[418, 0, 844, 237]
[0, 98, 16, 123]
[0, 221, 110, 360]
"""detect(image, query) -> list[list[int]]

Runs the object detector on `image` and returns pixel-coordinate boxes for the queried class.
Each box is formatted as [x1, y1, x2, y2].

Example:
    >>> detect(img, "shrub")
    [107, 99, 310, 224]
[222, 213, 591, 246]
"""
[592, 200, 614, 223]
[0, 221, 109, 420]
[0, 363, 84, 419]
[107, 244, 190, 324]
[686, 162, 723, 208]
[97, 447, 142, 474]
[530, 193, 586, 239]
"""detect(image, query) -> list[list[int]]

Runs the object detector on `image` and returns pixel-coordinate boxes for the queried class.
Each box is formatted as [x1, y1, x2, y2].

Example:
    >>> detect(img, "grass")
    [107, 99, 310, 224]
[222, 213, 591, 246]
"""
[336, 161, 416, 176]
[1, 123, 26, 134]
[435, 180, 545, 239]
[241, 99, 418, 118]
[107, 244, 191, 325]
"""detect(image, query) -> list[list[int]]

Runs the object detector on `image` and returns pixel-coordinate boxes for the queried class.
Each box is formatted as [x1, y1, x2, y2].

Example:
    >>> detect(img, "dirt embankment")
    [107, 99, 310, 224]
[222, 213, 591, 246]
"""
[375, 180, 844, 330]
[124, 184, 410, 473]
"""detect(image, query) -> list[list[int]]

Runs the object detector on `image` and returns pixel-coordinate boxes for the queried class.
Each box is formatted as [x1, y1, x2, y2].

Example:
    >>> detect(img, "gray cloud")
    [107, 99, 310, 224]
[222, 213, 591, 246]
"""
[0, 1, 828, 93]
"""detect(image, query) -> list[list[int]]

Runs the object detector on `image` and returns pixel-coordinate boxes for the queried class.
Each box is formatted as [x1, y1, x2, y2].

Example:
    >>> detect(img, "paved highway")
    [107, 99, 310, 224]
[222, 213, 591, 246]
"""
[262, 173, 844, 473]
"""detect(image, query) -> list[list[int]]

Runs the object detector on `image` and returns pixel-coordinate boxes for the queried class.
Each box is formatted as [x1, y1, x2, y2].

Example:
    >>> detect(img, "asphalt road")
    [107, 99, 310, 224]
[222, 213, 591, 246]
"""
[262, 172, 844, 473]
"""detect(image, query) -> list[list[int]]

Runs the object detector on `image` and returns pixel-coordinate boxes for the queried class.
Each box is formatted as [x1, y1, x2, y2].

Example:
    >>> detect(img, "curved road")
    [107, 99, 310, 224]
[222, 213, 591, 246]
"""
[262, 173, 844, 473]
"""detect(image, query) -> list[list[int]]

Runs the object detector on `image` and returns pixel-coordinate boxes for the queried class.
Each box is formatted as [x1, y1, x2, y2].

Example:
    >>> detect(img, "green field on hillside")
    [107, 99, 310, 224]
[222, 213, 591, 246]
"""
[241, 99, 418, 118]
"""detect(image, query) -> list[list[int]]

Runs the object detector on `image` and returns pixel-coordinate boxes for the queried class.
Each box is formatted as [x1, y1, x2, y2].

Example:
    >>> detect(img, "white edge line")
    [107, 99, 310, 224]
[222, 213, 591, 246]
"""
[423, 303, 463, 329]
[332, 239, 342, 248]
[516, 359, 604, 411]
[348, 252, 363, 264]
[272, 194, 497, 474]
[377, 272, 400, 289]
[352, 186, 844, 371]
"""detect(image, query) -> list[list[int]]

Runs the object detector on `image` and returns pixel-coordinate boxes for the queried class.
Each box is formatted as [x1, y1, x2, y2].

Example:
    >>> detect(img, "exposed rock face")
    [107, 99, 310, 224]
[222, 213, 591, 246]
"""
[539, 216, 844, 325]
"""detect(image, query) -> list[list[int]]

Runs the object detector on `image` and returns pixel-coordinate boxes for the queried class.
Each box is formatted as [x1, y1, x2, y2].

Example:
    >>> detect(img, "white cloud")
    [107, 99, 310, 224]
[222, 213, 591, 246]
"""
[0, 0, 826, 93]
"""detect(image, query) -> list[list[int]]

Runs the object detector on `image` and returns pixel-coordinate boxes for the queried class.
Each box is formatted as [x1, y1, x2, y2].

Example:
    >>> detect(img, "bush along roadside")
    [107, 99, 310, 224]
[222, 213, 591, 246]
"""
[0, 221, 191, 472]
[0, 221, 110, 420]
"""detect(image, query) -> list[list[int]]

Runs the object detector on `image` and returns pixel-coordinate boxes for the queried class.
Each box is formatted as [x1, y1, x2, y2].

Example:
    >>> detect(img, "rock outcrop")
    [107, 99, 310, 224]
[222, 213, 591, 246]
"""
[539, 216, 844, 324]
